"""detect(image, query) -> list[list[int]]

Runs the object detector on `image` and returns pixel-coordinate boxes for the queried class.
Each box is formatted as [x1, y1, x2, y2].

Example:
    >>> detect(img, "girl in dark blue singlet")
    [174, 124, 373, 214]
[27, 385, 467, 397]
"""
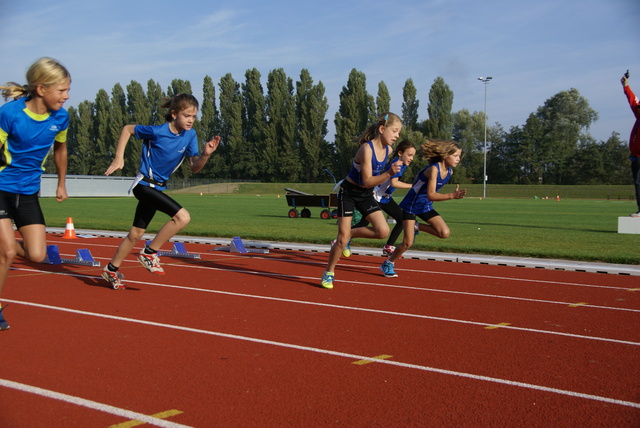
[380, 139, 467, 278]
[320, 112, 403, 289]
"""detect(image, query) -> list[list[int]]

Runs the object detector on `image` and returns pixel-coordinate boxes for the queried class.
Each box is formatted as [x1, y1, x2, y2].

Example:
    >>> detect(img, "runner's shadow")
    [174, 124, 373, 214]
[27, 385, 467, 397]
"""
[176, 256, 322, 289]
[22, 261, 142, 291]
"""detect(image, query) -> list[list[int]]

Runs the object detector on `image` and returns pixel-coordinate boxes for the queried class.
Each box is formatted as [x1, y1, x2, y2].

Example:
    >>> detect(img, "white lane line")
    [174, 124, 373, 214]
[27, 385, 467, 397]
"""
[5, 299, 640, 410]
[7, 269, 640, 346]
[0, 378, 192, 428]
[11, 265, 640, 315]
[123, 261, 640, 312]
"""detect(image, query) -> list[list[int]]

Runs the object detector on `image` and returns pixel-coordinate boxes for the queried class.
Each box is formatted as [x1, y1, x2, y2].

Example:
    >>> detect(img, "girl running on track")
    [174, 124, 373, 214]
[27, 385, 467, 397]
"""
[380, 139, 467, 278]
[352, 140, 417, 256]
[101, 94, 220, 290]
[0, 57, 72, 330]
[320, 112, 403, 289]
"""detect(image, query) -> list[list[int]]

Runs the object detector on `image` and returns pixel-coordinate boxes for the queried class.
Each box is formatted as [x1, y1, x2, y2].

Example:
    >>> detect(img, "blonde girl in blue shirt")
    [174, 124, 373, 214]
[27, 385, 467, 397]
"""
[0, 57, 72, 330]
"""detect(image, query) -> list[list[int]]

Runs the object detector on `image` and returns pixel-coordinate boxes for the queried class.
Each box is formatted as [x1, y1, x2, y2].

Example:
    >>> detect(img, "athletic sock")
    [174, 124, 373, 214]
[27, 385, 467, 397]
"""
[143, 246, 157, 255]
[107, 263, 119, 272]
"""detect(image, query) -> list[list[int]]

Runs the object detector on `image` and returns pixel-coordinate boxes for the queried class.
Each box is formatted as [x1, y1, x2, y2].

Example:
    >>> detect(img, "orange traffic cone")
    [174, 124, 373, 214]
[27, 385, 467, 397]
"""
[62, 217, 77, 239]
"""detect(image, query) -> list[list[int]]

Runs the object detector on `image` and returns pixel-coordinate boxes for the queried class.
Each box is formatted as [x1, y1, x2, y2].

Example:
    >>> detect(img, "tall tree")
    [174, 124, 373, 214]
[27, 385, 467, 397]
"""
[535, 88, 599, 184]
[196, 75, 220, 178]
[334, 69, 375, 176]
[107, 83, 128, 174]
[600, 132, 630, 185]
[423, 76, 454, 139]
[218, 73, 243, 178]
[265, 68, 299, 182]
[568, 132, 628, 185]
[93, 89, 112, 175]
[45, 106, 77, 174]
[401, 78, 419, 131]
[296, 69, 329, 182]
[376, 81, 390, 116]
[67, 102, 96, 175]
[147, 79, 165, 125]
[451, 109, 485, 183]
[241, 68, 266, 179]
[125, 81, 150, 175]
[167, 79, 192, 96]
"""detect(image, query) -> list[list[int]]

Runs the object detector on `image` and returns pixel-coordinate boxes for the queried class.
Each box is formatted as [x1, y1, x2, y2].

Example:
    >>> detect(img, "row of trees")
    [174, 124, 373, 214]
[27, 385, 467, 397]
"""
[52, 68, 631, 185]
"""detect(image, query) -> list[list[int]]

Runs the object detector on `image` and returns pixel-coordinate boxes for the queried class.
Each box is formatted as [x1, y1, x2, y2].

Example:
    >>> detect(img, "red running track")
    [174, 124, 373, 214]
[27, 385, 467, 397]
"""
[0, 233, 638, 427]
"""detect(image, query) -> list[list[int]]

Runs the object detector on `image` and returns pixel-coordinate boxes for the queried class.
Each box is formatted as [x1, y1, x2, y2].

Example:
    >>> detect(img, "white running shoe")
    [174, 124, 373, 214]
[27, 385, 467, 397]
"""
[137, 250, 165, 275]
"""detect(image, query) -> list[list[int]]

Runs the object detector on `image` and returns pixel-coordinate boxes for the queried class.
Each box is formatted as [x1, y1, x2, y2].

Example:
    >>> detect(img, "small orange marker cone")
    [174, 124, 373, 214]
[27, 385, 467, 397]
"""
[62, 217, 77, 239]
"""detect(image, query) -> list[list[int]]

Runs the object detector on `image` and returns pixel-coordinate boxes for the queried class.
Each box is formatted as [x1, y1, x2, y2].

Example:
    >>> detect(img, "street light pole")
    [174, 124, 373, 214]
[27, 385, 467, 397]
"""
[478, 76, 492, 199]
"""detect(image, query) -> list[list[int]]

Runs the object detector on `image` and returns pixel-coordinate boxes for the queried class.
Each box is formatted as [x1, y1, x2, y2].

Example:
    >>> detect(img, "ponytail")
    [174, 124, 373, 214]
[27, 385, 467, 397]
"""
[1, 57, 70, 101]
[355, 112, 402, 145]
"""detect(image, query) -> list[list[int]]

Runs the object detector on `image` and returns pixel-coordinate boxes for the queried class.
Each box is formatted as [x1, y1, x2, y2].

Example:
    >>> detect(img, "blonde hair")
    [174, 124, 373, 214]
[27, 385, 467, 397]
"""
[356, 112, 402, 145]
[421, 139, 462, 163]
[1, 57, 71, 100]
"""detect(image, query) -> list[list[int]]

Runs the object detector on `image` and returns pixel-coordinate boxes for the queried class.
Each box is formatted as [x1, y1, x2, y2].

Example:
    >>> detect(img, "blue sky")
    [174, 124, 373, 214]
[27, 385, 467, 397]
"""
[1, 0, 639, 143]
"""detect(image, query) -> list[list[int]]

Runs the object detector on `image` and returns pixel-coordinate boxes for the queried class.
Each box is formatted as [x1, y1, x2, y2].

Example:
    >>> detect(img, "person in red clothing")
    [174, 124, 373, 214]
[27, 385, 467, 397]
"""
[622, 72, 640, 217]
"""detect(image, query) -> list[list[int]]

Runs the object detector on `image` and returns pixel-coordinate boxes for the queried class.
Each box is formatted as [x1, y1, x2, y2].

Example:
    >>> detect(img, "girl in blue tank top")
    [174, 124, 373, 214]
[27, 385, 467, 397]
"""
[320, 113, 403, 289]
[351, 140, 417, 256]
[380, 139, 467, 278]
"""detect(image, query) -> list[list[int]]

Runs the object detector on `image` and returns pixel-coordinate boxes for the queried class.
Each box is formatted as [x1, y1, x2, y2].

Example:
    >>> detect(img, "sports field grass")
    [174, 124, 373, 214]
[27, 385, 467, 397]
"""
[39, 193, 639, 265]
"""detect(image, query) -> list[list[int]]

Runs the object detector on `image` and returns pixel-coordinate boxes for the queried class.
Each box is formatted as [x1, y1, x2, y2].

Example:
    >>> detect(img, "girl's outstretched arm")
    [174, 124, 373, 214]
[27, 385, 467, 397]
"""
[425, 167, 467, 201]
[190, 136, 221, 173]
[390, 176, 412, 189]
[105, 125, 136, 176]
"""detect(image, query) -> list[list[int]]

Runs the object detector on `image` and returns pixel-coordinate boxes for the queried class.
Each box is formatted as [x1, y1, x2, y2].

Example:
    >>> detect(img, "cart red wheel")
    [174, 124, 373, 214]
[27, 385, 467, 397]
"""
[320, 209, 330, 219]
[331, 209, 339, 219]
[288, 208, 299, 218]
[301, 208, 311, 218]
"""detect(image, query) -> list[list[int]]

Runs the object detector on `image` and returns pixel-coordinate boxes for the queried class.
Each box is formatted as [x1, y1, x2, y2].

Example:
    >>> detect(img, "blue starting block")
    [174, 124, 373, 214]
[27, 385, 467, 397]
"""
[146, 241, 201, 259]
[212, 237, 269, 254]
[43, 245, 101, 267]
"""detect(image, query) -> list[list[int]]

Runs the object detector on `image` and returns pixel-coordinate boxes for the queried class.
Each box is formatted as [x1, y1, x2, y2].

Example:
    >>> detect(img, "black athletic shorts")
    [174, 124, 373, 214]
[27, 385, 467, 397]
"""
[131, 184, 183, 229]
[337, 180, 381, 218]
[0, 190, 45, 228]
[403, 209, 440, 222]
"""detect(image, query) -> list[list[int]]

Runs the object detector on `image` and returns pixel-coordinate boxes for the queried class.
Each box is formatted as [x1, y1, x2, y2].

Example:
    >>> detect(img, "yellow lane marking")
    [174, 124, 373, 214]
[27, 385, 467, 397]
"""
[484, 322, 511, 330]
[109, 409, 183, 428]
[568, 302, 587, 307]
[628, 288, 639, 292]
[353, 355, 393, 365]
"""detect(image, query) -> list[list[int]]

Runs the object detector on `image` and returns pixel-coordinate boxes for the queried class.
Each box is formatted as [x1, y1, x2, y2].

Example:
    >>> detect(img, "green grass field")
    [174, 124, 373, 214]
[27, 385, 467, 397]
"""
[39, 193, 639, 265]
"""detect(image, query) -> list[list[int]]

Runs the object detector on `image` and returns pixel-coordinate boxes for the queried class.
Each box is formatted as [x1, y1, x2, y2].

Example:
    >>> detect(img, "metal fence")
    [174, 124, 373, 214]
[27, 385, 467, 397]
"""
[38, 175, 635, 200]
[41, 174, 135, 197]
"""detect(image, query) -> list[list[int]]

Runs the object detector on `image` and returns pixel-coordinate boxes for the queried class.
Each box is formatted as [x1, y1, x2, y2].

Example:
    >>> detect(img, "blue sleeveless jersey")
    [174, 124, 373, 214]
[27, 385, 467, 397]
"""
[399, 163, 451, 214]
[346, 141, 389, 186]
